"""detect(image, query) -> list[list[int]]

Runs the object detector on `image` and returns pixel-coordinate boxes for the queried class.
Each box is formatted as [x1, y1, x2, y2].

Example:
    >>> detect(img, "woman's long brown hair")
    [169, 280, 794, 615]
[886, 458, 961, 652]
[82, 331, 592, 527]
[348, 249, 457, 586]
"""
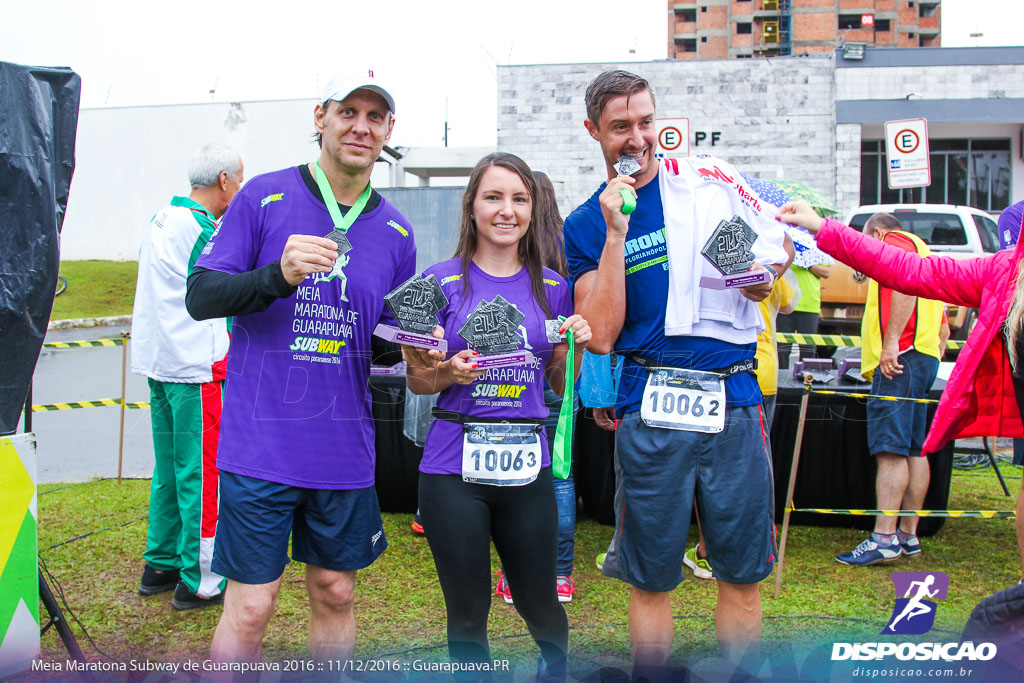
[453, 152, 552, 319]
[532, 171, 569, 278]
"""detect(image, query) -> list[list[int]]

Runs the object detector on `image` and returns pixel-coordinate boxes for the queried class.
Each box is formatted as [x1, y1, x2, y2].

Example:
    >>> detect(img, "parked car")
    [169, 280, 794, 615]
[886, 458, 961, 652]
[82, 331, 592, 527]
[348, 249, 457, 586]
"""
[818, 204, 1001, 338]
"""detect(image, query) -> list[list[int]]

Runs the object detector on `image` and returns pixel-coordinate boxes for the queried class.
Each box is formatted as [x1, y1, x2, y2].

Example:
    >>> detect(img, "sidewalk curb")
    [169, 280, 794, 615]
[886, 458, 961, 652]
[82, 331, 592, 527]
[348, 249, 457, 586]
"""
[48, 315, 132, 331]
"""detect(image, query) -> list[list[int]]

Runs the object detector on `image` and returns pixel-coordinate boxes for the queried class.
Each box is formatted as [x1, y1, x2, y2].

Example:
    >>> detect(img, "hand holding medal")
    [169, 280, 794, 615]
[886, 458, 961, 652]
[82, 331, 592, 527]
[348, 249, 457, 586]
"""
[614, 155, 641, 215]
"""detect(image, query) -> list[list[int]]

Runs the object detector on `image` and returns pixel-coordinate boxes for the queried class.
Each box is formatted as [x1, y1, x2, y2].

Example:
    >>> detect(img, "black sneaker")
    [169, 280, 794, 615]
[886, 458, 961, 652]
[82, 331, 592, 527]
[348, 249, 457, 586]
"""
[138, 565, 180, 595]
[171, 582, 224, 611]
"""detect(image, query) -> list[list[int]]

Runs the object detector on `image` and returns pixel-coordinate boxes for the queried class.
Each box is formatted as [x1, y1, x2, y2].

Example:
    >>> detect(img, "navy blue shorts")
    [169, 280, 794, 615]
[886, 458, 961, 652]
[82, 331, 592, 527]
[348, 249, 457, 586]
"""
[602, 405, 776, 590]
[212, 471, 387, 584]
[867, 350, 940, 458]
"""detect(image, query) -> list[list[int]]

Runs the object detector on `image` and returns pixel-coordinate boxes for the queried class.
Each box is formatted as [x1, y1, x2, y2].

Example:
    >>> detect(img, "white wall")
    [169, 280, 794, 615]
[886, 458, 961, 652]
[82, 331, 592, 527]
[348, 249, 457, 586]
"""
[497, 58, 838, 217]
[61, 99, 395, 261]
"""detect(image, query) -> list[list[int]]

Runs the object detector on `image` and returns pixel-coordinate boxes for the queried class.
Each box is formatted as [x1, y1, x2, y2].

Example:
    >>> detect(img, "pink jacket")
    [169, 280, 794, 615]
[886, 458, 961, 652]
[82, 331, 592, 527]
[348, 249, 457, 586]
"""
[817, 218, 1024, 454]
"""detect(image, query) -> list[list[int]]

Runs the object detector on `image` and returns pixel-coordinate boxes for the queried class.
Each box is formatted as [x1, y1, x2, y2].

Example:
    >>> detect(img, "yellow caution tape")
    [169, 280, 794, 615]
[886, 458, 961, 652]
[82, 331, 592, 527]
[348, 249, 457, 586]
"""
[807, 388, 938, 405]
[777, 333, 961, 351]
[31, 400, 150, 412]
[785, 506, 1014, 519]
[42, 338, 126, 348]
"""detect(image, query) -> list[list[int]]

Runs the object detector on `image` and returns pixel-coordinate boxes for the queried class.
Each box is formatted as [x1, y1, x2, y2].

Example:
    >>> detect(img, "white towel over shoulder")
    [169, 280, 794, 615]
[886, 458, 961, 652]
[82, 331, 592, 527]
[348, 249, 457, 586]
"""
[660, 156, 789, 344]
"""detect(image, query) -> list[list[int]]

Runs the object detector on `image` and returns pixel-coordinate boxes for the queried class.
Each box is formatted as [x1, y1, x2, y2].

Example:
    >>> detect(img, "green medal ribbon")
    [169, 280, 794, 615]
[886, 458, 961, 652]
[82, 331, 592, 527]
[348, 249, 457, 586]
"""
[313, 160, 372, 232]
[552, 316, 575, 480]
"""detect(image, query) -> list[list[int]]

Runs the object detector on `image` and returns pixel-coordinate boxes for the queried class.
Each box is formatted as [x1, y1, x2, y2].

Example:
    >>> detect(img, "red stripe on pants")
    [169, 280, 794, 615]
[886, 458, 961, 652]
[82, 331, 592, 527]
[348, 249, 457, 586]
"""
[200, 381, 223, 538]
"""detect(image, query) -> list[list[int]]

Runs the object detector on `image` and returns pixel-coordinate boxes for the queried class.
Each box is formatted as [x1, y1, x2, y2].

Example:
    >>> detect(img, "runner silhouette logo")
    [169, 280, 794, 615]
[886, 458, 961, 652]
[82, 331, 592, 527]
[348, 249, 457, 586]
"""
[883, 571, 949, 635]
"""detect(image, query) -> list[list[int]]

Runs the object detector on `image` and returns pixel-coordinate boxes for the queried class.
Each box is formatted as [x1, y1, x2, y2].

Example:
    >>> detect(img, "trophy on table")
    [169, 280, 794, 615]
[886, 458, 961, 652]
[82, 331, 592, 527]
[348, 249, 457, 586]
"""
[699, 215, 772, 290]
[458, 295, 534, 369]
[373, 274, 449, 352]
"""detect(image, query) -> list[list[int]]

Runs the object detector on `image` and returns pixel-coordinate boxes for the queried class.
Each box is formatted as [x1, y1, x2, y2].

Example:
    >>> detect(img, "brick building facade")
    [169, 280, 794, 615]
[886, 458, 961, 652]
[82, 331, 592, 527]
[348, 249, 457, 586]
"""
[668, 0, 940, 59]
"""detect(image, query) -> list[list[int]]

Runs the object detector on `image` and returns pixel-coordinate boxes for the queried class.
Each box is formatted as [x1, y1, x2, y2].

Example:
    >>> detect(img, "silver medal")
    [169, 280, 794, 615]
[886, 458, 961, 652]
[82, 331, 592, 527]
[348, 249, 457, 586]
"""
[614, 155, 642, 177]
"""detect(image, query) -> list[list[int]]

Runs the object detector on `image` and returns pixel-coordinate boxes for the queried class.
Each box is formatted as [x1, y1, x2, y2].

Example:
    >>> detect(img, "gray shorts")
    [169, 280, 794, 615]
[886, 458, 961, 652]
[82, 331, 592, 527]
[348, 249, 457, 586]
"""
[602, 406, 776, 591]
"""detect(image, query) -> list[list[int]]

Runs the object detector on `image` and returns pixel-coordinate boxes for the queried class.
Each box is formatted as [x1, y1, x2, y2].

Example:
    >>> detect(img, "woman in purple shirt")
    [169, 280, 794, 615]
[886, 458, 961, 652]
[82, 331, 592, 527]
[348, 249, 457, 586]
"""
[407, 153, 591, 681]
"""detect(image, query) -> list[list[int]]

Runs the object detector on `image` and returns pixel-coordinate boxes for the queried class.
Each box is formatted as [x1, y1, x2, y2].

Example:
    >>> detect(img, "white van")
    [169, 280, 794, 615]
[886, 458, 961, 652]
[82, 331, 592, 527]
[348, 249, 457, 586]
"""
[818, 204, 1001, 337]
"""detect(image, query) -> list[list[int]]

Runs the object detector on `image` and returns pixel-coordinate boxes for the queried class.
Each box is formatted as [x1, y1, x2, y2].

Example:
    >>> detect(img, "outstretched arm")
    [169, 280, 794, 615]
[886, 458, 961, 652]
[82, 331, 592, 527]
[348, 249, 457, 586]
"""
[779, 201, 993, 309]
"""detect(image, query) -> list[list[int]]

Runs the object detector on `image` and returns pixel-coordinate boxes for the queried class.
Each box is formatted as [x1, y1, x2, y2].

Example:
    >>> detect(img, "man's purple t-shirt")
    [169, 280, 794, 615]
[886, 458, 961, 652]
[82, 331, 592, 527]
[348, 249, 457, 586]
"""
[195, 166, 416, 489]
[419, 259, 573, 475]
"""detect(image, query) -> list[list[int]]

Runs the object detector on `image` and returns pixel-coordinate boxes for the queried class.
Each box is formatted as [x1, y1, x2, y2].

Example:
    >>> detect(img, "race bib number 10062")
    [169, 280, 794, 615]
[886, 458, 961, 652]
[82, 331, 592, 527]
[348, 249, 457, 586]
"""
[640, 368, 726, 433]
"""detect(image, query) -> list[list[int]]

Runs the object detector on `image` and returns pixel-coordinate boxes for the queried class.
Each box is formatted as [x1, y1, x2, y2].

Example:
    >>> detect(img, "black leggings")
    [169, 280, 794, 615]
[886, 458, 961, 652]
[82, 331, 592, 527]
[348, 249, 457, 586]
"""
[419, 468, 568, 677]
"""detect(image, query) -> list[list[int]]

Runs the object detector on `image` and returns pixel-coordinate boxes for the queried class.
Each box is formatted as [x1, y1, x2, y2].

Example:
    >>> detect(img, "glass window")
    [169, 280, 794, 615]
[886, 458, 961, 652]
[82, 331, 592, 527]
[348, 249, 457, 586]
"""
[948, 152, 969, 205]
[860, 152, 879, 205]
[875, 19, 891, 31]
[891, 211, 967, 246]
[993, 164, 1011, 210]
[970, 152, 992, 209]
[849, 213, 872, 232]
[901, 187, 924, 203]
[861, 138, 1010, 210]
[880, 178, 901, 204]
[926, 153, 946, 204]
[737, 22, 752, 34]
[972, 140, 1011, 151]
[839, 14, 862, 29]
[973, 215, 1000, 253]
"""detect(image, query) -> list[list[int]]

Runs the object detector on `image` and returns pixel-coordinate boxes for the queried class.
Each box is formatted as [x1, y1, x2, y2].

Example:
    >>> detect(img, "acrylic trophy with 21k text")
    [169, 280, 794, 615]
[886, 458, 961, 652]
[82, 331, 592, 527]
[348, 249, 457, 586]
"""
[699, 214, 772, 290]
[373, 274, 449, 352]
[458, 295, 534, 369]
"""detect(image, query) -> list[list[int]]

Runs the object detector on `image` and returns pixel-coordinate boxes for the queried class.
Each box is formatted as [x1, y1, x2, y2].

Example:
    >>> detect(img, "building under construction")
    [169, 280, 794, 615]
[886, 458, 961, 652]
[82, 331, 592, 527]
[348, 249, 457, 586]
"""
[667, 0, 941, 59]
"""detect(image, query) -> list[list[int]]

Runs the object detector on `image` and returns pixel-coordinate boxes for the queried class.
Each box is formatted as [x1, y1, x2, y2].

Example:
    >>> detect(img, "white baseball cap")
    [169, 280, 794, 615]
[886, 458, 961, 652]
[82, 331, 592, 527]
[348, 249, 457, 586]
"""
[321, 69, 396, 114]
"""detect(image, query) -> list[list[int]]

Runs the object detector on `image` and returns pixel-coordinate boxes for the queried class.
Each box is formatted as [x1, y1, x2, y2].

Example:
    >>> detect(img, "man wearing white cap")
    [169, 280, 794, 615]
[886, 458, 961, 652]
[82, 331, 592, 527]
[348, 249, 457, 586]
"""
[188, 69, 427, 667]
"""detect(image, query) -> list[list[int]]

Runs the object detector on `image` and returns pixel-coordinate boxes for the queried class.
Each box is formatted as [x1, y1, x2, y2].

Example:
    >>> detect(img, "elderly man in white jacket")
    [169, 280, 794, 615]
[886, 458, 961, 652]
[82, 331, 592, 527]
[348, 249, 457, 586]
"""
[131, 143, 242, 610]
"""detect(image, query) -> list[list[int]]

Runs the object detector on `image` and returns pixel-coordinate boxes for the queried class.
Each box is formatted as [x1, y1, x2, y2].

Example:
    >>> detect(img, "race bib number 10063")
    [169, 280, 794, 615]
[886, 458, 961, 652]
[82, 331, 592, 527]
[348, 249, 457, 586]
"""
[462, 422, 542, 486]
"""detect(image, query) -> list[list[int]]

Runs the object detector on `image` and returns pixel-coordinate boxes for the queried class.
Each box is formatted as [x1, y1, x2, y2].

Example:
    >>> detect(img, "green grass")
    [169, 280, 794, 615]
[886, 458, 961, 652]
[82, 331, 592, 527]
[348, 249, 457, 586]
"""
[51, 261, 138, 321]
[32, 462, 1021, 675]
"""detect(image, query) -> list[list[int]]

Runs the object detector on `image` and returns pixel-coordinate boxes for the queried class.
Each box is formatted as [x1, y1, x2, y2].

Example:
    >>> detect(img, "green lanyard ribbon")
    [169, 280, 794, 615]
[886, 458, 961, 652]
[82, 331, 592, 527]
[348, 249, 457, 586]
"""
[552, 316, 575, 480]
[313, 160, 372, 233]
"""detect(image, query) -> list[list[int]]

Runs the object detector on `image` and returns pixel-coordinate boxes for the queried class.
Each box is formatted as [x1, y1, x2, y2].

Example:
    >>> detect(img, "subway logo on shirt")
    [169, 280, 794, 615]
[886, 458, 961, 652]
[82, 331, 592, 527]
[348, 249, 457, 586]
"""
[289, 336, 345, 354]
[471, 383, 527, 399]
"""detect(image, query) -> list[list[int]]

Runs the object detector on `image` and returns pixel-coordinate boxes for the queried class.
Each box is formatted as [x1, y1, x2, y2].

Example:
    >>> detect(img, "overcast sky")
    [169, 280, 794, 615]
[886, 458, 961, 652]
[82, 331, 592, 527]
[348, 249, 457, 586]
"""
[2, 0, 1021, 148]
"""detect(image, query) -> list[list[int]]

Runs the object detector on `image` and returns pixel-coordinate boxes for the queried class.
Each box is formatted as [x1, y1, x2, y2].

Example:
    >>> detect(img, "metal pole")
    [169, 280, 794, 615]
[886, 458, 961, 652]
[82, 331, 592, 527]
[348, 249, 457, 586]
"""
[117, 331, 128, 484]
[23, 381, 32, 433]
[774, 384, 811, 599]
[983, 436, 1011, 497]
[38, 569, 85, 662]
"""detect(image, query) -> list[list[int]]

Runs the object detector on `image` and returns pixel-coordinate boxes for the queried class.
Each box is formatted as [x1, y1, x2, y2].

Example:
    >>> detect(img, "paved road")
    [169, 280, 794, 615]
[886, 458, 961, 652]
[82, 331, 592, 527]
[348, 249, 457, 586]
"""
[16, 325, 154, 483]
